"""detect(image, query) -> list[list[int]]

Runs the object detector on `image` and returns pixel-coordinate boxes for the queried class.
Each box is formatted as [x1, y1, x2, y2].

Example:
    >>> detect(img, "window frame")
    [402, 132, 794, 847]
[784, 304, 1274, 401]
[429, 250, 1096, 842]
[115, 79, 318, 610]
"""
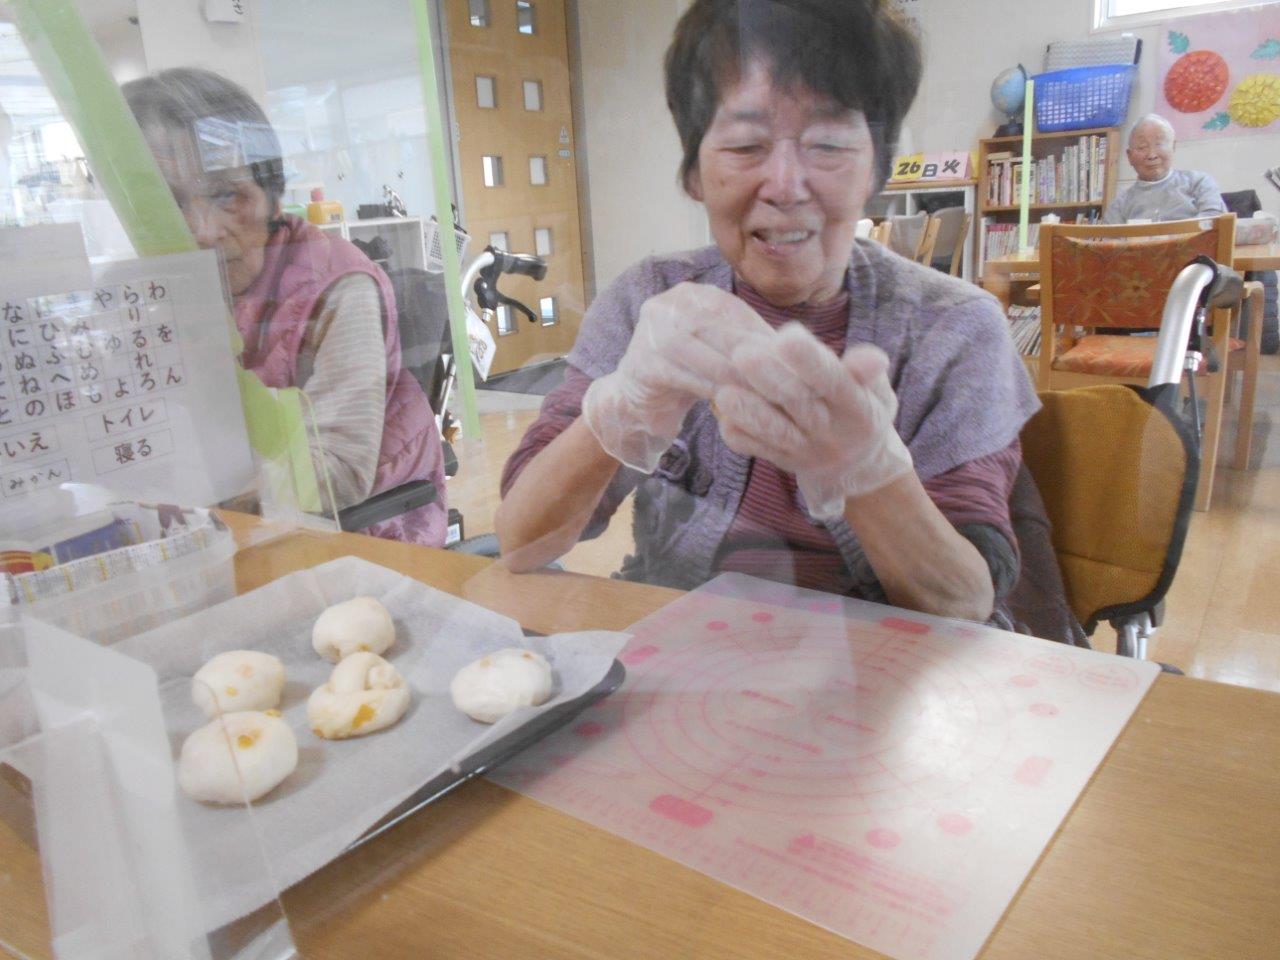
[1093, 0, 1264, 31]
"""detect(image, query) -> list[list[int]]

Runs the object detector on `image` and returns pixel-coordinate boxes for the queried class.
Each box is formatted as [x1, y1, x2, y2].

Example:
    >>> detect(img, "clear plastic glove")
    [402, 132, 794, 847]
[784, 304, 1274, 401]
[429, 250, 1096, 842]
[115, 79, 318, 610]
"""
[583, 282, 773, 472]
[713, 322, 913, 520]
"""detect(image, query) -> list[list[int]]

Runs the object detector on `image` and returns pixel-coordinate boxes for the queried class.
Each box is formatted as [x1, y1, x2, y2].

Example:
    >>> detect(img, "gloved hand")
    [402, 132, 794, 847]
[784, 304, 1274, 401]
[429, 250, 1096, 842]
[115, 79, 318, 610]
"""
[583, 282, 773, 472]
[713, 322, 913, 520]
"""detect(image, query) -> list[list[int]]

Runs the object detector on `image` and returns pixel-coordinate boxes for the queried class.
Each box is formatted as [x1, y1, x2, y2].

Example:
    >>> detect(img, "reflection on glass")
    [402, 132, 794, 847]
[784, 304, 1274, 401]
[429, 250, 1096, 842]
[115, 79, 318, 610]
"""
[469, 0, 491, 27]
[539, 296, 557, 325]
[516, 0, 536, 35]
[523, 79, 543, 111]
[496, 304, 516, 335]
[534, 227, 552, 256]
[489, 231, 509, 251]
[482, 154, 504, 187]
[476, 75, 497, 109]
[529, 155, 547, 186]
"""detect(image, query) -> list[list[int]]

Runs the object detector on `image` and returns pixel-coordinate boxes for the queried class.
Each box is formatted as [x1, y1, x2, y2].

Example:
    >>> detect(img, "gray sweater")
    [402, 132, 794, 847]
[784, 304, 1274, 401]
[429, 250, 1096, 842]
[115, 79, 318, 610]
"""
[568, 242, 1042, 606]
[1102, 169, 1226, 224]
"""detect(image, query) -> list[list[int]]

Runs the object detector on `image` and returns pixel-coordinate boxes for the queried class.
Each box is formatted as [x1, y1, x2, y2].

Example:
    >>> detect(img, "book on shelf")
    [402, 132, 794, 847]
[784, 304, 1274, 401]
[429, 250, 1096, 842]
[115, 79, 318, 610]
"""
[985, 133, 1109, 207]
[1007, 305, 1042, 358]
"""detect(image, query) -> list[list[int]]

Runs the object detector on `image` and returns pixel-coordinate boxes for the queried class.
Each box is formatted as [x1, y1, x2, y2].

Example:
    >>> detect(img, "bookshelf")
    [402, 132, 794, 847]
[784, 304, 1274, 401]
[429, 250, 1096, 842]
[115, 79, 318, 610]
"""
[976, 126, 1120, 269]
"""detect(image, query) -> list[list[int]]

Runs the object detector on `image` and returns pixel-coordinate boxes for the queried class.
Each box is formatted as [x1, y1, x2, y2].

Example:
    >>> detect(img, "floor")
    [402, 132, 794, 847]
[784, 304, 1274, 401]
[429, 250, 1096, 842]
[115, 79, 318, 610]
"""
[449, 357, 1280, 694]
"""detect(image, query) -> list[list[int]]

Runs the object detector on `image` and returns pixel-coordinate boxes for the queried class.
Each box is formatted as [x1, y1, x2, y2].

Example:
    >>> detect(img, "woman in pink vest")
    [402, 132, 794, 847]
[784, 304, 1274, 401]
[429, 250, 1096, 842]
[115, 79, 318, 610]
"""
[123, 68, 447, 546]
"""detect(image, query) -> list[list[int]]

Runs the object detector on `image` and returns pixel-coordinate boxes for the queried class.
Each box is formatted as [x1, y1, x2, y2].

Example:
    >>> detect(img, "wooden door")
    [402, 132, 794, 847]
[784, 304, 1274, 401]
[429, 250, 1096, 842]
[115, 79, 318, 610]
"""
[445, 0, 587, 375]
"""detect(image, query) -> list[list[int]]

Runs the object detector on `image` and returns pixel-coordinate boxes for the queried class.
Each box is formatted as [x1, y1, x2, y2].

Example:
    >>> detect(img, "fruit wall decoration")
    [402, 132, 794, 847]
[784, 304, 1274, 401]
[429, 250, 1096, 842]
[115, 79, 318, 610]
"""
[1157, 6, 1280, 141]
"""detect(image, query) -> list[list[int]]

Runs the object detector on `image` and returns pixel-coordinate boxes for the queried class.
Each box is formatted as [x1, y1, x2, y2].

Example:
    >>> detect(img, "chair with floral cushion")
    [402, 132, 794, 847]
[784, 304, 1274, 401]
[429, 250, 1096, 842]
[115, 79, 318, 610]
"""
[1037, 215, 1261, 510]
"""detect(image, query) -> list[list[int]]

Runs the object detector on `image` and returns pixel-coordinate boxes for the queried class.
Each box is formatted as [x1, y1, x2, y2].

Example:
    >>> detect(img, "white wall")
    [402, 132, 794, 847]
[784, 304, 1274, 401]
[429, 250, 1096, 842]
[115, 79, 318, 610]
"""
[93, 18, 148, 85]
[136, 0, 267, 101]
[573, 0, 708, 292]
[906, 2, 1280, 216]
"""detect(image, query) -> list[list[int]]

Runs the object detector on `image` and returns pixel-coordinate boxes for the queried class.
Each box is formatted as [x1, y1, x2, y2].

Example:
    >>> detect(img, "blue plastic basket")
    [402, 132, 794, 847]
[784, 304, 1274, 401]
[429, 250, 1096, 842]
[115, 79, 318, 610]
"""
[1033, 64, 1136, 133]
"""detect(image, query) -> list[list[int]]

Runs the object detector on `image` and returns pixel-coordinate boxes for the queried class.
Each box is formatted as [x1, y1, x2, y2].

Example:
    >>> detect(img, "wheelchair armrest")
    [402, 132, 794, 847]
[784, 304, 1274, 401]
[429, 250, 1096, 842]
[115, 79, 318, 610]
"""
[338, 480, 438, 532]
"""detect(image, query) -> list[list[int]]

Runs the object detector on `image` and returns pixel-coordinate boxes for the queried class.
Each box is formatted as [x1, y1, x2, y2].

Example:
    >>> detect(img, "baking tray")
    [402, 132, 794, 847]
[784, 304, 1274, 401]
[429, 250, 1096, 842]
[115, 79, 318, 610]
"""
[349, 656, 626, 850]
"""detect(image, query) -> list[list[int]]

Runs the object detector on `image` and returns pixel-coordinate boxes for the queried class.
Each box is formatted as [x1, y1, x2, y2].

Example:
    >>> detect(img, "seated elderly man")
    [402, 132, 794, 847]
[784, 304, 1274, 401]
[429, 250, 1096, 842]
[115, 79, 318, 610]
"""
[1103, 114, 1226, 224]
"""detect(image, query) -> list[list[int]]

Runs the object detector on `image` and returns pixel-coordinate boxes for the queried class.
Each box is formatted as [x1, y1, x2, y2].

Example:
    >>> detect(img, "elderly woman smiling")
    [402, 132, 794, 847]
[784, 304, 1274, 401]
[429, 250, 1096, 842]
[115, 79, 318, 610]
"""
[496, 0, 1040, 625]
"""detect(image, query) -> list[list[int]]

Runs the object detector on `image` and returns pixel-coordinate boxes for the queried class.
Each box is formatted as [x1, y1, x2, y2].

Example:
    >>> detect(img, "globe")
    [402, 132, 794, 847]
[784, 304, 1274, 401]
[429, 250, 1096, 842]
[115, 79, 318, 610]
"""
[991, 64, 1028, 120]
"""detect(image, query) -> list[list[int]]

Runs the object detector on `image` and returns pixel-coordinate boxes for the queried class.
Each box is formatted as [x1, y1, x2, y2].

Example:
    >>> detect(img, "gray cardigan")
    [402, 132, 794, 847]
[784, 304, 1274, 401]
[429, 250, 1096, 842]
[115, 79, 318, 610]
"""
[568, 241, 1043, 605]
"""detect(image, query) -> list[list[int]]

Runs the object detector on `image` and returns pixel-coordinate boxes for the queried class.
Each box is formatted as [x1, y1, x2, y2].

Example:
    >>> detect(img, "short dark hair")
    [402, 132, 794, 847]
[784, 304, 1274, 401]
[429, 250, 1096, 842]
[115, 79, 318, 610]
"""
[664, 0, 921, 191]
[122, 67, 286, 212]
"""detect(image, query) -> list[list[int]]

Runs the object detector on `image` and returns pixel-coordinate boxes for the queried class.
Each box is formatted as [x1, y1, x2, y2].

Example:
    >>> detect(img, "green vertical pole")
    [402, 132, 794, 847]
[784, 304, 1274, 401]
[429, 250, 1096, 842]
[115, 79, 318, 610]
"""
[411, 0, 481, 441]
[1018, 79, 1034, 254]
[12, 0, 194, 255]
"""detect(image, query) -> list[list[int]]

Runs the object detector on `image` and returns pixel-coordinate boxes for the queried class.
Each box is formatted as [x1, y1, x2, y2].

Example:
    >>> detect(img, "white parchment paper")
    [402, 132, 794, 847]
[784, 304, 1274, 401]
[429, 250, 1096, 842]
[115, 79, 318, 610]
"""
[114, 556, 629, 931]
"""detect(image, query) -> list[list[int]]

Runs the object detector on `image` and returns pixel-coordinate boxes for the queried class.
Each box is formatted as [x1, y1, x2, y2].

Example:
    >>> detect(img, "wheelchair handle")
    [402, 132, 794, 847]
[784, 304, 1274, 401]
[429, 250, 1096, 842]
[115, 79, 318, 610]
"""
[1148, 259, 1218, 397]
[1192, 255, 1245, 309]
[483, 249, 548, 282]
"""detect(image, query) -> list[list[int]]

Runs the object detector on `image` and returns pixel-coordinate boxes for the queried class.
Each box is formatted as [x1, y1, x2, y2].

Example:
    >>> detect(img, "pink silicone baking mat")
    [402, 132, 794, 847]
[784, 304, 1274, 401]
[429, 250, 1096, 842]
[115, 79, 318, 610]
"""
[491, 573, 1159, 960]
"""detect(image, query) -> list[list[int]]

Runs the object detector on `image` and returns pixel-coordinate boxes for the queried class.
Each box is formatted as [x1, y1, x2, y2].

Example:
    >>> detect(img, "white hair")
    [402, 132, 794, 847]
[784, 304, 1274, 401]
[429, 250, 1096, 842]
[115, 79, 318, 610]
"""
[1127, 113, 1175, 146]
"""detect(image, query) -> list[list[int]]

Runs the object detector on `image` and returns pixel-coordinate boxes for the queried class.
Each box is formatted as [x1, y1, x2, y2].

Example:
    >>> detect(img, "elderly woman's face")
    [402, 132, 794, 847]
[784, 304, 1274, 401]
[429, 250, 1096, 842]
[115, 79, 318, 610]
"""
[144, 125, 273, 296]
[1127, 123, 1174, 182]
[688, 61, 877, 307]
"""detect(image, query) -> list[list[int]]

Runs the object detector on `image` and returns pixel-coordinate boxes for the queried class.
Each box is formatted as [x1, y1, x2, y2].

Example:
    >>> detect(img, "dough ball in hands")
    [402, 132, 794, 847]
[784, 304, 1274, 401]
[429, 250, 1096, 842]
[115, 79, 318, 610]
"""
[178, 710, 298, 805]
[450, 648, 554, 724]
[307, 652, 411, 740]
[192, 650, 286, 719]
[312, 596, 396, 663]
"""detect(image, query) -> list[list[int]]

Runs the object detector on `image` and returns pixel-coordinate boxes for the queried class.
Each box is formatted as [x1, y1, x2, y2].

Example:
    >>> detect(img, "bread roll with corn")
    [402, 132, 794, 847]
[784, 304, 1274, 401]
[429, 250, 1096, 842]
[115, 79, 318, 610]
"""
[178, 710, 297, 804]
[307, 652, 411, 740]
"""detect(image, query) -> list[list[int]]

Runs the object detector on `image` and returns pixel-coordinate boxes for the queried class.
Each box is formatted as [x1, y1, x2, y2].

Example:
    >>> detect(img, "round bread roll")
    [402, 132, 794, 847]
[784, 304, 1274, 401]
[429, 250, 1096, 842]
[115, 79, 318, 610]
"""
[307, 652, 411, 739]
[192, 650, 286, 719]
[177, 710, 298, 805]
[311, 596, 395, 663]
[450, 648, 554, 724]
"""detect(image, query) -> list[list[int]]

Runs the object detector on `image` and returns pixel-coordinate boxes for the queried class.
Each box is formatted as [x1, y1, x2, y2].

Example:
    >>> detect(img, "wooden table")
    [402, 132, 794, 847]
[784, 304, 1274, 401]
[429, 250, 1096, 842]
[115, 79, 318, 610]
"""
[982, 242, 1280, 309]
[5, 517, 1280, 959]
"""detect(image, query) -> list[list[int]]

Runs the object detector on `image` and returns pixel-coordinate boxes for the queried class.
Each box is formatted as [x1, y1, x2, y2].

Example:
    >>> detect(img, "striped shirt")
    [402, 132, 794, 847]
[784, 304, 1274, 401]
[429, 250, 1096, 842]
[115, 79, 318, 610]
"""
[295, 273, 388, 508]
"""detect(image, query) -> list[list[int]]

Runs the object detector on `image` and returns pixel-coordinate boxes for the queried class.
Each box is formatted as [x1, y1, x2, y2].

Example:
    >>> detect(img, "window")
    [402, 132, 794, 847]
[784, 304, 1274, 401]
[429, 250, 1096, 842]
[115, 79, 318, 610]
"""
[523, 80, 543, 112]
[488, 231, 509, 251]
[482, 155, 504, 187]
[516, 0, 536, 34]
[1095, 0, 1256, 29]
[469, 0, 490, 27]
[496, 304, 517, 335]
[475, 76, 497, 110]
[529, 155, 547, 186]
[534, 227, 553, 257]
[539, 296, 558, 326]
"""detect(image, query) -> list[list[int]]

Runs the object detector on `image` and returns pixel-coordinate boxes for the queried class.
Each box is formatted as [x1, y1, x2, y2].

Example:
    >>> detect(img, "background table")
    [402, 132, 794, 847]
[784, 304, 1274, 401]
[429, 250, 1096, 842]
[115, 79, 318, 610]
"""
[3, 517, 1278, 960]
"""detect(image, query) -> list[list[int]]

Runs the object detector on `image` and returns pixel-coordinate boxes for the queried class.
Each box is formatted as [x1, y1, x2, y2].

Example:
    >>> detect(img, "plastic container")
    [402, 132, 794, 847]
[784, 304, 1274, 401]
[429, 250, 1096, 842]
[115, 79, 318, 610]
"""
[1033, 64, 1136, 133]
[306, 187, 344, 225]
[422, 215, 471, 274]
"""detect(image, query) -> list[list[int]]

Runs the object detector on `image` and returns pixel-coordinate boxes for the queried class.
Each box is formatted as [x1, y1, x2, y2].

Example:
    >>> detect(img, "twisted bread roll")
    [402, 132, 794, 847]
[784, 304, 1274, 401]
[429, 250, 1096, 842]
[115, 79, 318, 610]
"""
[192, 650, 286, 719]
[450, 648, 554, 723]
[178, 710, 297, 805]
[311, 596, 395, 663]
[307, 652, 411, 739]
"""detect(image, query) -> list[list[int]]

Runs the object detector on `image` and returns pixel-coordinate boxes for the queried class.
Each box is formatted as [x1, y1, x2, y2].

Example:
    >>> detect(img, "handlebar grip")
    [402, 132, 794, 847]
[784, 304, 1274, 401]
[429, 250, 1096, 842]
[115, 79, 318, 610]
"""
[1191, 254, 1245, 308]
[486, 250, 548, 281]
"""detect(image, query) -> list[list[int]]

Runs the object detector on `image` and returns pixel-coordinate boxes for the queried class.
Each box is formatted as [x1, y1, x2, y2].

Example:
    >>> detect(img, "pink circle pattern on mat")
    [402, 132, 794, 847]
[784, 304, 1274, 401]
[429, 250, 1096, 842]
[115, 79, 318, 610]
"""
[574, 721, 604, 738]
[1009, 674, 1038, 688]
[706, 620, 729, 631]
[751, 611, 775, 624]
[1030, 702, 1060, 717]
[937, 813, 972, 835]
[866, 827, 901, 849]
